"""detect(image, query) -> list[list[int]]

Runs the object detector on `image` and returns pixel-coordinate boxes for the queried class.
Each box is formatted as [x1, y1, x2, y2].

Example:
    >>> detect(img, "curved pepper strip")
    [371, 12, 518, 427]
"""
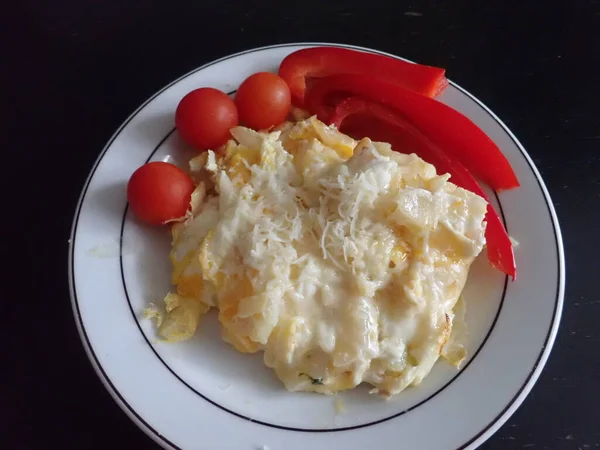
[331, 97, 516, 280]
[306, 74, 519, 192]
[279, 46, 448, 108]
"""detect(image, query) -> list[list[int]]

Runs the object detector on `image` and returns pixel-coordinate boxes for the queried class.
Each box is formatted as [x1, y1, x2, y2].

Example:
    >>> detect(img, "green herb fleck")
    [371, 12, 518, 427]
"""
[299, 373, 324, 385]
[407, 354, 419, 366]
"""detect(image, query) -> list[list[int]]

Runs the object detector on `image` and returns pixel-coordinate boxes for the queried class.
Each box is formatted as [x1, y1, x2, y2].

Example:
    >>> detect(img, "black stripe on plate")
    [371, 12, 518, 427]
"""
[452, 82, 563, 450]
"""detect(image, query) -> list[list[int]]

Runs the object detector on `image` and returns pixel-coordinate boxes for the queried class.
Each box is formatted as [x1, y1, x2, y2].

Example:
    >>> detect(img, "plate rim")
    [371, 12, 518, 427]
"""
[68, 41, 565, 450]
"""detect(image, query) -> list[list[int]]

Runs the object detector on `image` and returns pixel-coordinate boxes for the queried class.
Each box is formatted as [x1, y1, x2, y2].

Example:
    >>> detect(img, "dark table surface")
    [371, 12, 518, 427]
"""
[5, 0, 600, 449]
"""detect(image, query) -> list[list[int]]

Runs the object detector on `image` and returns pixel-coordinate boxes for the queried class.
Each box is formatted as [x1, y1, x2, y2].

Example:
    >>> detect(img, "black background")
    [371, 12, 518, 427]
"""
[4, 0, 600, 449]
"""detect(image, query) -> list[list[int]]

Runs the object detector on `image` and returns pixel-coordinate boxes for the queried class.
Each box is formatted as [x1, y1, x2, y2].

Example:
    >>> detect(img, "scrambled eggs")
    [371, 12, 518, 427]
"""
[153, 117, 487, 397]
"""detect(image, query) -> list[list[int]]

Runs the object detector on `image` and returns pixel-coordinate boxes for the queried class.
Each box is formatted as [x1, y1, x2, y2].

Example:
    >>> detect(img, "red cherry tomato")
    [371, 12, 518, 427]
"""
[127, 162, 196, 225]
[235, 72, 291, 130]
[175, 88, 238, 151]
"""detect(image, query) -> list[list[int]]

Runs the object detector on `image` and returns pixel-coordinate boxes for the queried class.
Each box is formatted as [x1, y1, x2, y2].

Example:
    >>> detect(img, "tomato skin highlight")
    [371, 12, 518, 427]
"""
[175, 88, 238, 151]
[235, 72, 291, 130]
[127, 162, 196, 226]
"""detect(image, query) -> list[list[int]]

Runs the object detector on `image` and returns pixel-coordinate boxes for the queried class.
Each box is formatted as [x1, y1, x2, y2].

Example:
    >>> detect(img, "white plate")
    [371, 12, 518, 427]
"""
[69, 43, 564, 450]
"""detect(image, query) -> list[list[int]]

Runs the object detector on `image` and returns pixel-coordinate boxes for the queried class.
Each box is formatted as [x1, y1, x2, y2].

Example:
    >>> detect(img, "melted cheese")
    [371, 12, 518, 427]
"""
[161, 117, 487, 396]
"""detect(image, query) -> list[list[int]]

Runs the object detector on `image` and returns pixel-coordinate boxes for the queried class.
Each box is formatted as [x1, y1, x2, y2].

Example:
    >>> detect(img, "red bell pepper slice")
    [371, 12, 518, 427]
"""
[306, 74, 519, 192]
[331, 97, 516, 280]
[278, 46, 448, 107]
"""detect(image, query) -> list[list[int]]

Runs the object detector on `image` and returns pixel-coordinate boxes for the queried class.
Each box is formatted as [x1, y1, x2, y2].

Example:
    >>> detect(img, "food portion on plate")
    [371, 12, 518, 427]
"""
[165, 117, 487, 396]
[129, 46, 520, 397]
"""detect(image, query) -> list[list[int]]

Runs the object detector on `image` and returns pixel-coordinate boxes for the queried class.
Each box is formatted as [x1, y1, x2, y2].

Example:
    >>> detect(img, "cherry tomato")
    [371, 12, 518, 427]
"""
[235, 72, 291, 130]
[127, 162, 195, 225]
[175, 88, 238, 151]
